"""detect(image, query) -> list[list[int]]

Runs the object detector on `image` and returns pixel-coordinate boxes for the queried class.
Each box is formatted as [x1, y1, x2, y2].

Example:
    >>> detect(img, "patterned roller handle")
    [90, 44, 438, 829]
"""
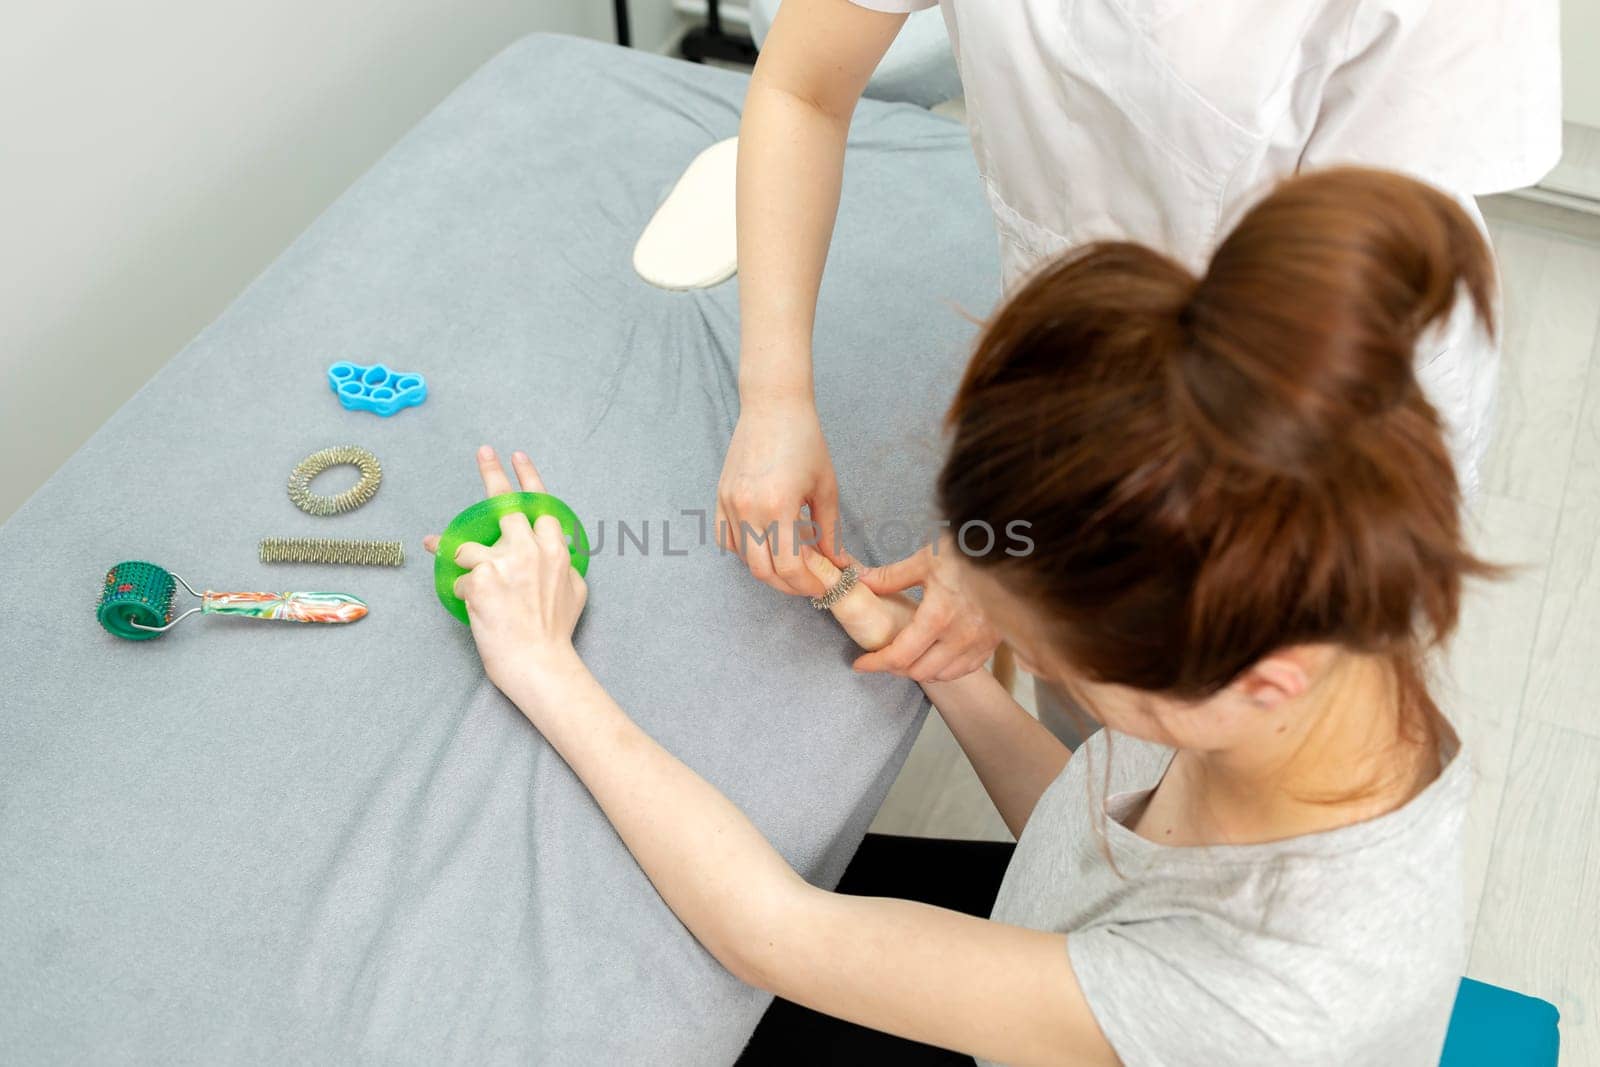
[200, 590, 368, 624]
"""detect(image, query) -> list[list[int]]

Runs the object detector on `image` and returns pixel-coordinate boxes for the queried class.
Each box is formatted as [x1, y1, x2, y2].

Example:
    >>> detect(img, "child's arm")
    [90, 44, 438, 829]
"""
[804, 552, 1072, 837]
[434, 449, 1119, 1067]
[495, 651, 1112, 1066]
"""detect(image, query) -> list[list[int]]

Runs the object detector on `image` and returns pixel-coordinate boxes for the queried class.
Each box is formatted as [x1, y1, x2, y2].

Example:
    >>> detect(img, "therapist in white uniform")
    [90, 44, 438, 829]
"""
[716, 0, 1561, 681]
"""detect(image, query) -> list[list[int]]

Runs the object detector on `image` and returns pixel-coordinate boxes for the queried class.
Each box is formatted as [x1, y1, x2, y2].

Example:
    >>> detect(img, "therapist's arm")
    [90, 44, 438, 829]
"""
[717, 0, 905, 597]
[735, 0, 901, 401]
[431, 448, 1116, 1067]
[801, 551, 1071, 838]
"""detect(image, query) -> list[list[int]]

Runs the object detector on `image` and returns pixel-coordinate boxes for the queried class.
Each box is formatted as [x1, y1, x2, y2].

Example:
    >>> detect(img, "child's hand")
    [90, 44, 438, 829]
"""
[424, 447, 588, 689]
[801, 549, 916, 655]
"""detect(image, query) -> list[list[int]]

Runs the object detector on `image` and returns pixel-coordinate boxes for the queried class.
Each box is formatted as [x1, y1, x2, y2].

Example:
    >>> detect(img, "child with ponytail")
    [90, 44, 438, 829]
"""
[429, 167, 1496, 1066]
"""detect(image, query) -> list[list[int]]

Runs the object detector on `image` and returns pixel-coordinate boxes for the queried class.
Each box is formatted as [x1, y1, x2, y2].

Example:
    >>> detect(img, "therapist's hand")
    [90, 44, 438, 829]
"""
[852, 537, 1001, 682]
[717, 393, 847, 596]
[423, 446, 588, 689]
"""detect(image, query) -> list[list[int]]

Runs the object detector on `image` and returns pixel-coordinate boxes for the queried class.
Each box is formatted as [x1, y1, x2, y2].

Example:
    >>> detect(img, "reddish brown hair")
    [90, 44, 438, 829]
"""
[939, 168, 1496, 713]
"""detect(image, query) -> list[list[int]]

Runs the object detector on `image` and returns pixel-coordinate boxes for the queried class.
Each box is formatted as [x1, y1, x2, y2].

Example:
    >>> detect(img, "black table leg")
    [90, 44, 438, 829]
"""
[614, 0, 631, 47]
[680, 0, 759, 64]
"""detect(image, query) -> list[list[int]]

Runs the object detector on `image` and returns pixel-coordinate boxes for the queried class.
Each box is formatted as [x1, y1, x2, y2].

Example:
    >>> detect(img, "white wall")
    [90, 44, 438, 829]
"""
[1563, 0, 1600, 128]
[0, 0, 669, 522]
[635, 0, 694, 52]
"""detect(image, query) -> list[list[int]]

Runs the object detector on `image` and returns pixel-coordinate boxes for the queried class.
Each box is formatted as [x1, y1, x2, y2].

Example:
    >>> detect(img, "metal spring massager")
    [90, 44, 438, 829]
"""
[258, 538, 404, 567]
[286, 445, 383, 517]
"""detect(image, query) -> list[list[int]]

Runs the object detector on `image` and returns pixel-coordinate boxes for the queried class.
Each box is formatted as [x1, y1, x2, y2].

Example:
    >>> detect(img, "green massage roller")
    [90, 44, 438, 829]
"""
[97, 560, 368, 641]
[434, 492, 590, 625]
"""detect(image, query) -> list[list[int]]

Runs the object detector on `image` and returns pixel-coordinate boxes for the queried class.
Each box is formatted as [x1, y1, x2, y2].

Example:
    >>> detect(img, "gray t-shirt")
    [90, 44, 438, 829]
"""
[988, 728, 1469, 1066]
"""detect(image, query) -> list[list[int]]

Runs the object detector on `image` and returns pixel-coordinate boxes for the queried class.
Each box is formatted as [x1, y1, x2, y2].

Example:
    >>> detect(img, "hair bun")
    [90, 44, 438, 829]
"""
[1173, 168, 1494, 476]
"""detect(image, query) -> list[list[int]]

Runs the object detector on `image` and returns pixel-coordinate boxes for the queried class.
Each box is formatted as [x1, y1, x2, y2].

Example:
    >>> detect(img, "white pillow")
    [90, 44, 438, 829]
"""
[632, 137, 739, 290]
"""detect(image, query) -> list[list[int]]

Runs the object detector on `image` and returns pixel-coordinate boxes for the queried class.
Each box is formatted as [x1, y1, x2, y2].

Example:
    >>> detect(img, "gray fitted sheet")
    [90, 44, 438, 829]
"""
[0, 35, 999, 1065]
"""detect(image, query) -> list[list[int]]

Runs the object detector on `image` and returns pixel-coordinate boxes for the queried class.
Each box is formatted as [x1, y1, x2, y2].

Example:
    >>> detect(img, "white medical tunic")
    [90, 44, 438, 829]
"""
[849, 0, 1562, 493]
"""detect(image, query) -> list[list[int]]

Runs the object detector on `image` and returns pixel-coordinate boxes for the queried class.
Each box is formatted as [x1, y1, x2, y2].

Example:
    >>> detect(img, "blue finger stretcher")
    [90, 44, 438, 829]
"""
[328, 361, 427, 416]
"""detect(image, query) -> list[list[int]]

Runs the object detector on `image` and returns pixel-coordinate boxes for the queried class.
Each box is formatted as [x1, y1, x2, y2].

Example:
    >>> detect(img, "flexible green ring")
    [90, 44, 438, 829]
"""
[434, 492, 590, 625]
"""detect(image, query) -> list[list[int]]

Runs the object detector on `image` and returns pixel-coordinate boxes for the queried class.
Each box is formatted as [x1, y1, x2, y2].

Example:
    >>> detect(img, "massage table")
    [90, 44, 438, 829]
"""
[0, 34, 999, 1063]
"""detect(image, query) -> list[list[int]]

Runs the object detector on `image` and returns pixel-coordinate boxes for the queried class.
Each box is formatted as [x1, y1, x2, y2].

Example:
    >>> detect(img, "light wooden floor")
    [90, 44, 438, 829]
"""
[870, 196, 1600, 1063]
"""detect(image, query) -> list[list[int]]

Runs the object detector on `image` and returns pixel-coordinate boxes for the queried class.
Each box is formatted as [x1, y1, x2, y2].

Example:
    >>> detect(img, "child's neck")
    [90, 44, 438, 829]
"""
[1161, 654, 1441, 846]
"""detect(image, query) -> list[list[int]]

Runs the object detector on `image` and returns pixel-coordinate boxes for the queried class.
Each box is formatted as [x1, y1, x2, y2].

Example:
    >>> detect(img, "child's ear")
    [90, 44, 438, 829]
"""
[1234, 653, 1312, 708]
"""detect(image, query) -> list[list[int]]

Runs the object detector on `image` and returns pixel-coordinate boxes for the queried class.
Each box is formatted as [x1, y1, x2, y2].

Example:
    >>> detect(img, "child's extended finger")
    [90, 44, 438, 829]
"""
[423, 534, 440, 554]
[476, 445, 514, 497]
[511, 451, 547, 494]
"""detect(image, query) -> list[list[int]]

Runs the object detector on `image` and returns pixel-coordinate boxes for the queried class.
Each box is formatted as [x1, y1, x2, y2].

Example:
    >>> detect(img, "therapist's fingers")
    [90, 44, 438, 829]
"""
[808, 477, 850, 568]
[770, 518, 824, 596]
[510, 450, 547, 494]
[727, 500, 802, 595]
[717, 501, 776, 586]
[757, 528, 810, 596]
[717, 476, 810, 595]
[423, 534, 440, 554]
[718, 469, 802, 594]
[741, 521, 782, 589]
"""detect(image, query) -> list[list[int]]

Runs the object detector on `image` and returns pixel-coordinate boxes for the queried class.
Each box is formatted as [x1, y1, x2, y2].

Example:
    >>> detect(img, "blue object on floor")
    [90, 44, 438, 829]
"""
[327, 361, 427, 416]
[1439, 978, 1560, 1065]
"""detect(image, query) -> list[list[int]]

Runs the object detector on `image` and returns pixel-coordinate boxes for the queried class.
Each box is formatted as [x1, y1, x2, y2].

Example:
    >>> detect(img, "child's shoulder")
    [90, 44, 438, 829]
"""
[1079, 728, 1176, 797]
